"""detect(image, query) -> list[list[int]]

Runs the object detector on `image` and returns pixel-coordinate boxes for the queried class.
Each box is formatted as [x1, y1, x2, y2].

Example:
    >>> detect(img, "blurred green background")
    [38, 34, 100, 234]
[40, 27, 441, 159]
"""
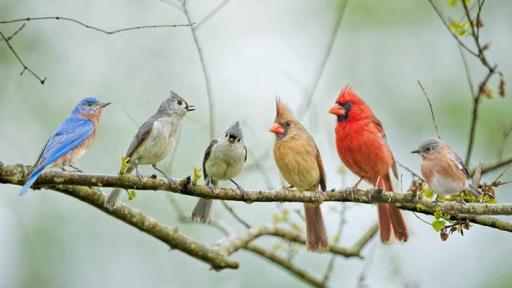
[1, 0, 511, 287]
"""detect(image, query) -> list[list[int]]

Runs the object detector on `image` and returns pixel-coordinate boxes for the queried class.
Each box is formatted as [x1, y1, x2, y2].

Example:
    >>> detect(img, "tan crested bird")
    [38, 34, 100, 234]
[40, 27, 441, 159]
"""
[270, 100, 328, 251]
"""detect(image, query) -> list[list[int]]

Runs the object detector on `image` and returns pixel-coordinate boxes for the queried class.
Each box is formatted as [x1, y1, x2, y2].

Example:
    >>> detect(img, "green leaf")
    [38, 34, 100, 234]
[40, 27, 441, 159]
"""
[432, 219, 446, 232]
[128, 190, 137, 201]
[192, 167, 202, 185]
[120, 156, 131, 175]
[449, 20, 470, 37]
[434, 207, 443, 220]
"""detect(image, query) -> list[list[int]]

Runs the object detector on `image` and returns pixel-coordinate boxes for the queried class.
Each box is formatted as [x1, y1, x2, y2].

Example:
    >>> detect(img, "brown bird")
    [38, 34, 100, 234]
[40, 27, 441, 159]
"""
[270, 100, 328, 251]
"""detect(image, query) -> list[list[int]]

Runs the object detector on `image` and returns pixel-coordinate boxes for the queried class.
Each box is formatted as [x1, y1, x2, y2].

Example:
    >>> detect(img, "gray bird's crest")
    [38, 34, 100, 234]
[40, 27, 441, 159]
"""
[225, 121, 243, 141]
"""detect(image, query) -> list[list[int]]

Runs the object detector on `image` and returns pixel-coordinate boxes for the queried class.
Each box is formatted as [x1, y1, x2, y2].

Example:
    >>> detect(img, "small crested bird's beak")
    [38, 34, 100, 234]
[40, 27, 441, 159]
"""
[186, 105, 195, 111]
[269, 123, 285, 135]
[226, 121, 243, 139]
[411, 149, 419, 154]
[329, 104, 345, 116]
[99, 102, 111, 108]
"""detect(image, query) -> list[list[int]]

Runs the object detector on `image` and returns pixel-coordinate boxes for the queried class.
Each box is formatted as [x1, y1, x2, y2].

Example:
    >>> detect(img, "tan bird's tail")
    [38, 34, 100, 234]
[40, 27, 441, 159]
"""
[304, 204, 328, 251]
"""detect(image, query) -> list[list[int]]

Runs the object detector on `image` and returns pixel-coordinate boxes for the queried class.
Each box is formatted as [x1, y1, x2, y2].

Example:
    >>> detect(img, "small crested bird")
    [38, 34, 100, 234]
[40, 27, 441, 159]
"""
[329, 86, 408, 243]
[270, 100, 328, 251]
[190, 121, 247, 222]
[412, 137, 480, 198]
[105, 91, 194, 208]
[21, 97, 110, 195]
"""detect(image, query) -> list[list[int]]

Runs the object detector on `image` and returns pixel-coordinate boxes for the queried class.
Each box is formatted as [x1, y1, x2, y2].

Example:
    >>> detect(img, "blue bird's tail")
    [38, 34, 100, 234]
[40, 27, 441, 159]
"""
[20, 165, 46, 195]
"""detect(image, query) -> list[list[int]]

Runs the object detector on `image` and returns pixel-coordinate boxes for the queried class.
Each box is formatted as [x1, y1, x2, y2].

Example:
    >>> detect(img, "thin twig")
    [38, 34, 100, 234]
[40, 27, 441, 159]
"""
[296, 0, 350, 118]
[426, 0, 478, 57]
[195, 0, 231, 30]
[245, 244, 324, 287]
[321, 204, 347, 286]
[417, 81, 441, 139]
[221, 201, 251, 229]
[0, 16, 192, 34]
[0, 23, 26, 41]
[0, 29, 46, 84]
[181, 0, 216, 139]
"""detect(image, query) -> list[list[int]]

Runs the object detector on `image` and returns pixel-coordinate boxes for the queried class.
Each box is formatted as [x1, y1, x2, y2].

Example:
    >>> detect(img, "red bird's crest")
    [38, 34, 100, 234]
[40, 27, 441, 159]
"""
[336, 85, 366, 107]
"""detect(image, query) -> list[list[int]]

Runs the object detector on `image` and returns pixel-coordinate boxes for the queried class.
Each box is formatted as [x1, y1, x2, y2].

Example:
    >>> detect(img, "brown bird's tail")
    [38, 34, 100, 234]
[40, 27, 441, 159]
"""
[304, 204, 328, 251]
[191, 199, 213, 223]
[377, 174, 408, 243]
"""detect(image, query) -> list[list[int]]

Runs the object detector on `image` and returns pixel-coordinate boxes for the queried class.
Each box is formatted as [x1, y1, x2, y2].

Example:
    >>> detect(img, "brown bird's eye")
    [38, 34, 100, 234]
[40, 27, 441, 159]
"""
[284, 122, 291, 128]
[177, 100, 183, 105]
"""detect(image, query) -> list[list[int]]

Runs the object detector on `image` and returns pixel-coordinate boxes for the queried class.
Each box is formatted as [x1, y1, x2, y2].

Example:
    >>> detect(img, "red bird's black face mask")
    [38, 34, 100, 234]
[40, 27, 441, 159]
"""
[329, 102, 352, 122]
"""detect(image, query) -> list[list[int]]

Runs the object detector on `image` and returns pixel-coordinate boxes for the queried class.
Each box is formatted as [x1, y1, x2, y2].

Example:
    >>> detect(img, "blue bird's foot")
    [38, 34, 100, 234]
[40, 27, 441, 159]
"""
[69, 165, 83, 173]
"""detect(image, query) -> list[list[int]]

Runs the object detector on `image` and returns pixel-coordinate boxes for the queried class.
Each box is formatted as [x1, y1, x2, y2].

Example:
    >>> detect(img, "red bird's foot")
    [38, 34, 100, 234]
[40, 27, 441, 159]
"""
[315, 187, 325, 197]
[348, 177, 363, 199]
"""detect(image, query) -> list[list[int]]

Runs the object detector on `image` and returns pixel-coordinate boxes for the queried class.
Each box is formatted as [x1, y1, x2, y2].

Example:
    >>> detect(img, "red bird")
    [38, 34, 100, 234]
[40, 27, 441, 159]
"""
[329, 86, 408, 243]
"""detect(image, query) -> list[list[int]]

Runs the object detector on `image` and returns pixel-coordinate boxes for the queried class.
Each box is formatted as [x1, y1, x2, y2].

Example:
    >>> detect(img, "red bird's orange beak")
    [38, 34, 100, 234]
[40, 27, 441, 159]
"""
[270, 123, 285, 135]
[329, 104, 345, 116]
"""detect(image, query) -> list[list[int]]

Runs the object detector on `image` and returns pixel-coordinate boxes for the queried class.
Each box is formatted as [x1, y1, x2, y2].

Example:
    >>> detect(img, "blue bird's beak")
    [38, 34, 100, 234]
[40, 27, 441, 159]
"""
[99, 102, 111, 108]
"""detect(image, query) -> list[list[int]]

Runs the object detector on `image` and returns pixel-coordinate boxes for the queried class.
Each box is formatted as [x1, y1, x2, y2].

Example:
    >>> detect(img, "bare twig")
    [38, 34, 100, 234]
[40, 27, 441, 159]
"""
[181, 1, 216, 139]
[321, 204, 347, 285]
[195, 0, 231, 29]
[0, 16, 192, 34]
[296, 0, 350, 118]
[0, 23, 26, 41]
[417, 81, 441, 139]
[0, 29, 47, 84]
[245, 244, 324, 287]
[221, 201, 251, 229]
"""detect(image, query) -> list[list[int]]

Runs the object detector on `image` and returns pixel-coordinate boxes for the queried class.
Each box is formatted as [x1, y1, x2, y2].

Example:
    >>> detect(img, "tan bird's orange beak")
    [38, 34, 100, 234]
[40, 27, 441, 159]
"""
[269, 123, 285, 135]
[329, 104, 345, 116]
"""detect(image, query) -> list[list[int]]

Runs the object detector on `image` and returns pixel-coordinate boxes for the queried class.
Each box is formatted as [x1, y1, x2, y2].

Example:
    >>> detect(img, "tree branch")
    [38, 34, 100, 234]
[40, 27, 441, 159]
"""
[3, 162, 512, 224]
[0, 16, 192, 34]
[0, 28, 47, 84]
[49, 185, 239, 270]
[181, 0, 216, 139]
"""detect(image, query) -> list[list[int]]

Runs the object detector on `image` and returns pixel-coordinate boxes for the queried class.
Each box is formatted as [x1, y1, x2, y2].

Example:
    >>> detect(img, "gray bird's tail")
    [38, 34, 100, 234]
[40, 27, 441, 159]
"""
[191, 199, 213, 223]
[106, 188, 124, 209]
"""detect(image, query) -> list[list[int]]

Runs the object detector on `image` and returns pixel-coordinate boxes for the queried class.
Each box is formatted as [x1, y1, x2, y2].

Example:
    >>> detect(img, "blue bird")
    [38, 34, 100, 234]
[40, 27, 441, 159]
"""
[20, 97, 110, 195]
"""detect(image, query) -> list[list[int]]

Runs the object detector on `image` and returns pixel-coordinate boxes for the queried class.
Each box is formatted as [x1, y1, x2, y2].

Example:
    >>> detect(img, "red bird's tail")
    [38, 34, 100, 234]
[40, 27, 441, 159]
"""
[304, 204, 328, 251]
[377, 175, 408, 243]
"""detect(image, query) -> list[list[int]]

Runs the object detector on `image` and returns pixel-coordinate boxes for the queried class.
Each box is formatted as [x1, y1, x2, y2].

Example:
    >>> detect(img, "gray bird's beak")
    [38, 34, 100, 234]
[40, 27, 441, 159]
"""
[99, 102, 111, 108]
[411, 149, 419, 154]
[186, 104, 195, 111]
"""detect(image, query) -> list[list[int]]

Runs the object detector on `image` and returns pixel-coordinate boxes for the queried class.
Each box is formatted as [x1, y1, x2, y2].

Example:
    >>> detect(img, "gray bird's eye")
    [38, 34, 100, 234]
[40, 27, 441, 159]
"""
[177, 100, 183, 105]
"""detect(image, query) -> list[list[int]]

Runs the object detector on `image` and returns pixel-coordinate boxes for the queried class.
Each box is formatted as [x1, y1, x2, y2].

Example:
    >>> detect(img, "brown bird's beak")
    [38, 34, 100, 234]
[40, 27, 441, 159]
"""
[411, 149, 419, 154]
[329, 104, 345, 116]
[269, 123, 285, 135]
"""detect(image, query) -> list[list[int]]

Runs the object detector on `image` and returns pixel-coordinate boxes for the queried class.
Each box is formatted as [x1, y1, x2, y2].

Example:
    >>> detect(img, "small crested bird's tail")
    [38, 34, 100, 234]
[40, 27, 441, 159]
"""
[106, 188, 123, 209]
[191, 199, 213, 223]
[377, 174, 408, 243]
[304, 204, 328, 251]
[105, 165, 134, 208]
[20, 165, 46, 195]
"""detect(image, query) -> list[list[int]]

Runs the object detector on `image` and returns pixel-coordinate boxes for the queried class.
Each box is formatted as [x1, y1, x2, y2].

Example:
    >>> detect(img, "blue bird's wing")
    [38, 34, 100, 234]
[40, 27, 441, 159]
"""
[21, 116, 94, 195]
[38, 116, 94, 167]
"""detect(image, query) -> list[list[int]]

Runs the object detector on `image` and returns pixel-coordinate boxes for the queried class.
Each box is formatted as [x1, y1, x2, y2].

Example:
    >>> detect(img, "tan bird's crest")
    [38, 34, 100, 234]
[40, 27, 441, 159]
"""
[275, 99, 295, 122]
